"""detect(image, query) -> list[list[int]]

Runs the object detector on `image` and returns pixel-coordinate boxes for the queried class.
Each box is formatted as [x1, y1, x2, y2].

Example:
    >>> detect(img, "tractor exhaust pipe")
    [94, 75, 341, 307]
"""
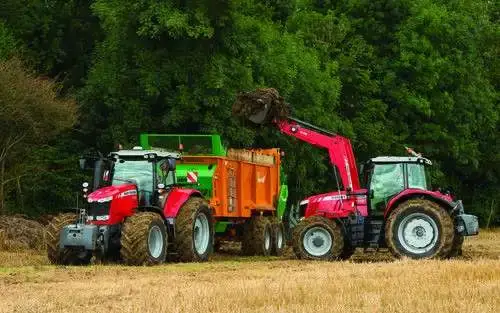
[232, 88, 290, 124]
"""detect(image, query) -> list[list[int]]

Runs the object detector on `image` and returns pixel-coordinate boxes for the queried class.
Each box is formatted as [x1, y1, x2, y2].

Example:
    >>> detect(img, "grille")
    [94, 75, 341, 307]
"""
[88, 202, 111, 216]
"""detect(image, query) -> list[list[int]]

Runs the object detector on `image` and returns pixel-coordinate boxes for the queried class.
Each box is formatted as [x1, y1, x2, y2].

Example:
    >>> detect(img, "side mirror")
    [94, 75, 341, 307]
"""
[79, 158, 86, 170]
[168, 158, 176, 171]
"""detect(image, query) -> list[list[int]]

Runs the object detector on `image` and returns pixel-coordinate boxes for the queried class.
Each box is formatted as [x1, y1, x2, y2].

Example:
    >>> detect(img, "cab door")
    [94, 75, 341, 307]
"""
[369, 163, 405, 216]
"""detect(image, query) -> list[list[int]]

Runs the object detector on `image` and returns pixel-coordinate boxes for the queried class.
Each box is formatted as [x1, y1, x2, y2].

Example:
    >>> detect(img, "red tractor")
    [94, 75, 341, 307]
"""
[46, 147, 213, 265]
[233, 89, 479, 260]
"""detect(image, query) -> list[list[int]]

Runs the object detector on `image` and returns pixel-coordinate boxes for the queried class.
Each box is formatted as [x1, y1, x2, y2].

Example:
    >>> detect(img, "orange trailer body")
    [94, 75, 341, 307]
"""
[180, 149, 281, 218]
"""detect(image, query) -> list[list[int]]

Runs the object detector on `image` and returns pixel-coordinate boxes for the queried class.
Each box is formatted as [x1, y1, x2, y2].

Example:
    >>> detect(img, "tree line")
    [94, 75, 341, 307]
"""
[0, 0, 498, 225]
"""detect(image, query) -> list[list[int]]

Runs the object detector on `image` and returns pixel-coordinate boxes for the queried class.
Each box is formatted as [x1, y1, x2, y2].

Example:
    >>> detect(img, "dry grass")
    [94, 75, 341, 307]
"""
[0, 216, 45, 252]
[0, 229, 499, 313]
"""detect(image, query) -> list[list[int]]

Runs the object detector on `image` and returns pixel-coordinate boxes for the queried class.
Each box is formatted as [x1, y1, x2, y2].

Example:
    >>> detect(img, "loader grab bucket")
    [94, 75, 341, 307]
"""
[232, 88, 290, 124]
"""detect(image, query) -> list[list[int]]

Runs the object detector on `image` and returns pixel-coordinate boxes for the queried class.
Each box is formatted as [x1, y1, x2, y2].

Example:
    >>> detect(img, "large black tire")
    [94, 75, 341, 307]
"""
[242, 216, 272, 256]
[46, 213, 92, 265]
[271, 221, 286, 256]
[449, 233, 464, 258]
[170, 197, 213, 262]
[385, 199, 454, 259]
[292, 216, 344, 261]
[120, 212, 167, 265]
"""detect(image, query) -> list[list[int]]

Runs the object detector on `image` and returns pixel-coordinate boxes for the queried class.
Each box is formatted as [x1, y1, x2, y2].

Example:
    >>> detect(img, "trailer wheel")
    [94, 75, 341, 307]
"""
[170, 197, 213, 262]
[292, 216, 344, 260]
[242, 216, 272, 256]
[46, 213, 92, 265]
[271, 222, 286, 256]
[120, 212, 167, 265]
[385, 199, 454, 259]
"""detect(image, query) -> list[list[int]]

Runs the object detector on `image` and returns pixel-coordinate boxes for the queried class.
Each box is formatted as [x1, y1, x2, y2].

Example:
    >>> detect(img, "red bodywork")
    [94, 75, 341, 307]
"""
[87, 184, 201, 224]
[384, 189, 453, 218]
[275, 118, 453, 219]
[163, 187, 202, 218]
[302, 189, 453, 220]
[302, 190, 369, 219]
[277, 119, 360, 191]
[87, 184, 138, 225]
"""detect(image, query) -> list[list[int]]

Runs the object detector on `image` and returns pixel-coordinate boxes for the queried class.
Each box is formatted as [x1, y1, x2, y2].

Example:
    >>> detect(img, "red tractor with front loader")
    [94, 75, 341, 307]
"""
[233, 88, 479, 260]
[46, 147, 213, 265]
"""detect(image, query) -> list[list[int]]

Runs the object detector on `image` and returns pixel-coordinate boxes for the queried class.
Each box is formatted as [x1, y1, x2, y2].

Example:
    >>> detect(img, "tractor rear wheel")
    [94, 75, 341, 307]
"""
[46, 213, 92, 265]
[242, 216, 272, 256]
[271, 221, 286, 256]
[170, 197, 213, 262]
[385, 199, 454, 259]
[292, 216, 344, 261]
[120, 212, 167, 265]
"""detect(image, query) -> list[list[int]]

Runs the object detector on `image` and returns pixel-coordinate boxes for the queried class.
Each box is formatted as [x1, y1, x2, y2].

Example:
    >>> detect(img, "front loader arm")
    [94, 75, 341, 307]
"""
[232, 88, 360, 191]
[276, 119, 360, 191]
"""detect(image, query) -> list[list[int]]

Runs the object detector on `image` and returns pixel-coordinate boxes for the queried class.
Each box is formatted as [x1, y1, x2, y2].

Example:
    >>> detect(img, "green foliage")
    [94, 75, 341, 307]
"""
[0, 57, 77, 214]
[0, 22, 17, 60]
[0, 0, 498, 224]
[0, 0, 100, 89]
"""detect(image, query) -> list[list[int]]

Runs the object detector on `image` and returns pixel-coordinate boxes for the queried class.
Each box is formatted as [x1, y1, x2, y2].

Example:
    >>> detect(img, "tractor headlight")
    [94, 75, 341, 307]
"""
[97, 196, 113, 203]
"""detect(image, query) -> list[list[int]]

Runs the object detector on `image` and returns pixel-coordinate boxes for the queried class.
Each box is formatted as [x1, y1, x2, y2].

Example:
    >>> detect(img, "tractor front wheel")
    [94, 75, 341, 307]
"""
[170, 197, 213, 262]
[46, 213, 92, 265]
[385, 199, 454, 259]
[242, 216, 272, 256]
[120, 212, 167, 265]
[292, 216, 344, 261]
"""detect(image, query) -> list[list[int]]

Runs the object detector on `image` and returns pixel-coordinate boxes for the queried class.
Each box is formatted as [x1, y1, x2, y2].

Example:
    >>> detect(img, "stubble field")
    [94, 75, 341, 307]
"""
[0, 230, 499, 313]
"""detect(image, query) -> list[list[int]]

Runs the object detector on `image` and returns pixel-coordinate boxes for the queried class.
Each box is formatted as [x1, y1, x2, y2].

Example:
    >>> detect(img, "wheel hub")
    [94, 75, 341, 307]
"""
[313, 237, 325, 247]
[276, 227, 283, 249]
[265, 228, 271, 251]
[303, 226, 333, 257]
[148, 225, 164, 259]
[397, 212, 439, 254]
[415, 226, 425, 237]
[194, 213, 210, 255]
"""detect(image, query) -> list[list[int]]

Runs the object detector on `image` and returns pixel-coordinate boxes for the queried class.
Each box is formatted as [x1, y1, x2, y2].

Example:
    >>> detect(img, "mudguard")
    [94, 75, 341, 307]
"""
[384, 189, 454, 218]
[163, 187, 202, 218]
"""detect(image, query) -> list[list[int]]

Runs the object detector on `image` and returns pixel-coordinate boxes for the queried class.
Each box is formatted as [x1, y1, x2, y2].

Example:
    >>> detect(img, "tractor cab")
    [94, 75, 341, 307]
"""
[363, 155, 433, 216]
[107, 149, 179, 207]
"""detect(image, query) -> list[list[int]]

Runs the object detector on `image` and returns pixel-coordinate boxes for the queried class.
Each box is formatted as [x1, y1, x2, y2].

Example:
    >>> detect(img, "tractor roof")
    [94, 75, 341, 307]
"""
[110, 149, 180, 159]
[369, 156, 432, 166]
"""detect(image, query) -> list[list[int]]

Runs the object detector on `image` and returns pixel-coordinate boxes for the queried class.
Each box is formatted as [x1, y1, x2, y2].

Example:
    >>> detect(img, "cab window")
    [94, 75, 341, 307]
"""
[370, 163, 404, 214]
[407, 163, 428, 190]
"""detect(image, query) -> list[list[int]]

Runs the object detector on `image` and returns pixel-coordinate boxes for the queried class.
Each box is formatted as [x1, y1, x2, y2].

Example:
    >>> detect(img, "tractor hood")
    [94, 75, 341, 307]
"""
[300, 191, 352, 218]
[87, 184, 136, 202]
[300, 191, 349, 205]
